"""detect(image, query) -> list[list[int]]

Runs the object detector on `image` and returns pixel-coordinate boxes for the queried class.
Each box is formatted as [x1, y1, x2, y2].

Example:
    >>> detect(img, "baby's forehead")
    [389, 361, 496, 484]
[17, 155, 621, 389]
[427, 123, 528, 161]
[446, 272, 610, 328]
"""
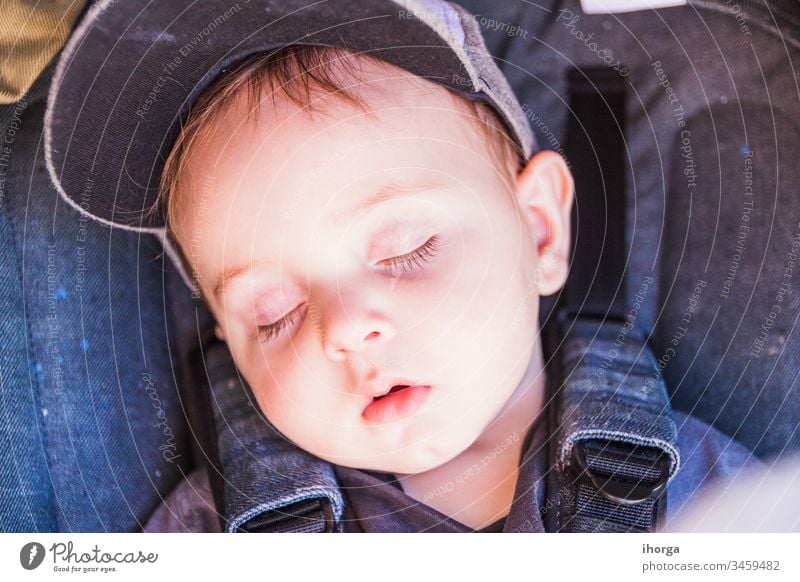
[190, 73, 487, 192]
[173, 50, 515, 245]
[219, 65, 468, 134]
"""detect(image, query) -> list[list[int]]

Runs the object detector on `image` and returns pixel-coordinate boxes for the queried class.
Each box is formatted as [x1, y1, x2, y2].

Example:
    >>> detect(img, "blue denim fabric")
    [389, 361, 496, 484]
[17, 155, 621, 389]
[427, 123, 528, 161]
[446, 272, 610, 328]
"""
[556, 317, 680, 479]
[0, 66, 202, 532]
[546, 315, 680, 532]
[0, 113, 56, 530]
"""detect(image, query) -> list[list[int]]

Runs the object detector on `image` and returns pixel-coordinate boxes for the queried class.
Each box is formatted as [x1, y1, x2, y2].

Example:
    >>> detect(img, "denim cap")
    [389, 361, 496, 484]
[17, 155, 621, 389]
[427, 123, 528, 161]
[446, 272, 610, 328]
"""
[45, 0, 536, 292]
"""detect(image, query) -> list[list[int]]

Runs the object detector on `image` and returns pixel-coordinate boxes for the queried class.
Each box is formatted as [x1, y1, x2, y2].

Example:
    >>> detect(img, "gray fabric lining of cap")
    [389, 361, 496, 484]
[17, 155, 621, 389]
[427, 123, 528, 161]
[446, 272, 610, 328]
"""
[397, 0, 535, 161]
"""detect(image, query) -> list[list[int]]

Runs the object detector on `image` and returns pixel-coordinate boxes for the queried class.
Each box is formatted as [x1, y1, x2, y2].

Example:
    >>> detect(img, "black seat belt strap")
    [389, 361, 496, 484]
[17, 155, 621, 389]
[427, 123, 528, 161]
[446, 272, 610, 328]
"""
[543, 66, 676, 533]
[563, 67, 628, 318]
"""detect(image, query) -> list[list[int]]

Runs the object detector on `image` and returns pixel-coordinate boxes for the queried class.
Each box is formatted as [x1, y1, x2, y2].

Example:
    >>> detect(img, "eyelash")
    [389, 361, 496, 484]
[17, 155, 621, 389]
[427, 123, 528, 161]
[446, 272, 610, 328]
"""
[256, 235, 442, 343]
[257, 303, 306, 344]
[377, 235, 442, 275]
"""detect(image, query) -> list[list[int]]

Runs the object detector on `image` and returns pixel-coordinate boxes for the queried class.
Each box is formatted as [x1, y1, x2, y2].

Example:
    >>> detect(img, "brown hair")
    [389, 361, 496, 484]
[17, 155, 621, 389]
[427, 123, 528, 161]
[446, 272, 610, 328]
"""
[154, 44, 520, 230]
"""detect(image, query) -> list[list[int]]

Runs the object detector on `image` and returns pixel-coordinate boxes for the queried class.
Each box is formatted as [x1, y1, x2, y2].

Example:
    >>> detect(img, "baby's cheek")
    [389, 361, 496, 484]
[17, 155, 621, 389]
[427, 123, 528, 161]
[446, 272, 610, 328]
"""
[448, 243, 535, 363]
[239, 365, 306, 446]
[256, 353, 328, 420]
[223, 342, 289, 414]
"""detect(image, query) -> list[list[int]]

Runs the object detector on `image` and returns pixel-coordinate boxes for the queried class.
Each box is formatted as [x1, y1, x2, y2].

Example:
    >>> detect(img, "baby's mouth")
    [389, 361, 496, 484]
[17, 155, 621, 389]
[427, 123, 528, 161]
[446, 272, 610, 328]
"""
[362, 384, 432, 424]
[373, 384, 411, 401]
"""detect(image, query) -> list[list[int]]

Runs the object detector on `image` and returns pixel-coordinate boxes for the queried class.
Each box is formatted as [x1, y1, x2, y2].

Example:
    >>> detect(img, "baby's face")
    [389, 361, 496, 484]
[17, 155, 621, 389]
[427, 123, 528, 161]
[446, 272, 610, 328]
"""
[174, 61, 569, 474]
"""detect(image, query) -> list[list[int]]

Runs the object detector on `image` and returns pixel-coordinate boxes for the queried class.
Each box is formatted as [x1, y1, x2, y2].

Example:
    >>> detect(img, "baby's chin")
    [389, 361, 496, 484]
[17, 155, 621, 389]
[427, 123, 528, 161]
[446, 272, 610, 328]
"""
[317, 432, 480, 476]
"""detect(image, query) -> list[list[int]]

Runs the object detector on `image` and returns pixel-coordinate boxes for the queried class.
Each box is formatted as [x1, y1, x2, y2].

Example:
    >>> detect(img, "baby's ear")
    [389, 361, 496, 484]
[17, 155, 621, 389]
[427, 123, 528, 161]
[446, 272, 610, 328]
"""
[214, 324, 226, 342]
[515, 150, 575, 296]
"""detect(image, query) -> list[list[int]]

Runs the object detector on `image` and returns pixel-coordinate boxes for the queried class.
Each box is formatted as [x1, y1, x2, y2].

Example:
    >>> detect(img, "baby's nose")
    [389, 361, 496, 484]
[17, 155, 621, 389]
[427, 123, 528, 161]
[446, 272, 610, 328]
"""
[322, 312, 396, 362]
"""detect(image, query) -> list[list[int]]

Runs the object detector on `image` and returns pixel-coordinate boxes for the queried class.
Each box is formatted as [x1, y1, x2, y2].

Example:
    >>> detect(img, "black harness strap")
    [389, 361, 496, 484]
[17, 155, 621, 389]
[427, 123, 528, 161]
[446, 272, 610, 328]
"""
[543, 67, 674, 533]
[564, 67, 628, 318]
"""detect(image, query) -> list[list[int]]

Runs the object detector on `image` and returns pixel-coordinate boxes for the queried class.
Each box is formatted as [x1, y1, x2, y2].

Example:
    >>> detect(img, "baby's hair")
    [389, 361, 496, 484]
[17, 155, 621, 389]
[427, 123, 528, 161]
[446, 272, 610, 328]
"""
[154, 44, 520, 231]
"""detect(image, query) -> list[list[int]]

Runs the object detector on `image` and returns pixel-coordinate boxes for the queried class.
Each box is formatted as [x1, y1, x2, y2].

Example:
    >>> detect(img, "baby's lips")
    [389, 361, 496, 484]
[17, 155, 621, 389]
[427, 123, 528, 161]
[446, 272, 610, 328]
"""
[357, 374, 424, 398]
[361, 385, 432, 424]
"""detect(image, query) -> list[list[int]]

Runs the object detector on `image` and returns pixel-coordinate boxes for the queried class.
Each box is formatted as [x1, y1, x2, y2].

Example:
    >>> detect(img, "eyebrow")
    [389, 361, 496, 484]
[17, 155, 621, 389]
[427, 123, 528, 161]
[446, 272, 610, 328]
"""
[213, 180, 445, 302]
[213, 259, 276, 303]
[330, 180, 446, 226]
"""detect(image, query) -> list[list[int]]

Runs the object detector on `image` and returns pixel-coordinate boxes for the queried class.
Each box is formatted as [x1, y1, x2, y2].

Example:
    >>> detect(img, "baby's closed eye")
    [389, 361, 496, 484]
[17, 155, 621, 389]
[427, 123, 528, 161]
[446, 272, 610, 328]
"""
[251, 234, 444, 345]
